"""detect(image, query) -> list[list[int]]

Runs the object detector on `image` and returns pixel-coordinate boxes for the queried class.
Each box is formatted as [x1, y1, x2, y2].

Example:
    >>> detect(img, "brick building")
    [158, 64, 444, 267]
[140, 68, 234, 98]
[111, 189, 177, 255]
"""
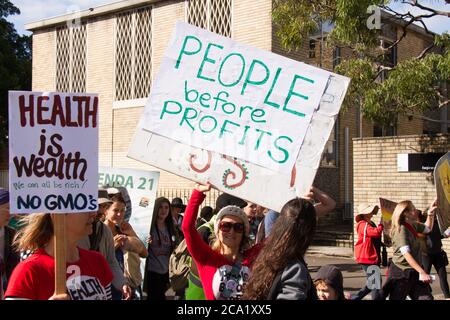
[1, 0, 447, 229]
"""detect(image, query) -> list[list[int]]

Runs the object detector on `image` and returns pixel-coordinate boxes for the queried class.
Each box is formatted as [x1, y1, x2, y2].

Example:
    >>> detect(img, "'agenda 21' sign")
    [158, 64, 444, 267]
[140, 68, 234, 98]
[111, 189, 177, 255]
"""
[140, 22, 330, 174]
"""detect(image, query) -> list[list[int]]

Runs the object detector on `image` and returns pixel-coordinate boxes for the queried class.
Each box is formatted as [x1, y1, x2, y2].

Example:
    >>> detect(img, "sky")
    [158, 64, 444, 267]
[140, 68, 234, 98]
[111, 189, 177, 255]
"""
[6, 0, 450, 36]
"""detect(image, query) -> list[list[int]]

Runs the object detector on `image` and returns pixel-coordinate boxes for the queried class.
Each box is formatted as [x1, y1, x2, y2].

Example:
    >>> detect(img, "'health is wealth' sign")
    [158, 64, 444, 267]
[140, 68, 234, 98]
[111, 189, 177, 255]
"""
[9, 91, 99, 213]
[139, 22, 330, 174]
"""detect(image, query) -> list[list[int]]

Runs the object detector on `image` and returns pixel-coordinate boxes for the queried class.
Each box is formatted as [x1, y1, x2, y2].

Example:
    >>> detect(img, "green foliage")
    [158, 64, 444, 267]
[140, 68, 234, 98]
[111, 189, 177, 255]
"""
[273, 0, 450, 127]
[272, 0, 331, 50]
[0, 0, 31, 148]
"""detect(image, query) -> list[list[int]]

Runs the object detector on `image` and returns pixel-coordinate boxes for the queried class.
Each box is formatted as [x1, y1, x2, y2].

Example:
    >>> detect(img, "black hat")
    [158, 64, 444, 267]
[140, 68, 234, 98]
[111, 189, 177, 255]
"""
[171, 197, 186, 210]
[215, 193, 247, 212]
[313, 265, 345, 300]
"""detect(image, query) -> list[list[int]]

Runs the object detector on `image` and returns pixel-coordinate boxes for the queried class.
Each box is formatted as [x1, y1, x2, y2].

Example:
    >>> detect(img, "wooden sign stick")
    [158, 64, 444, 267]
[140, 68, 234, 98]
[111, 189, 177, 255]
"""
[53, 213, 67, 296]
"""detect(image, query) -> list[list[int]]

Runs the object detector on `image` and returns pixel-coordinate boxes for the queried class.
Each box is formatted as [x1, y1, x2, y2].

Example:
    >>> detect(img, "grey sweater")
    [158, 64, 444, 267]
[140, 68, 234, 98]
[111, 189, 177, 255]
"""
[78, 222, 127, 290]
[275, 259, 313, 300]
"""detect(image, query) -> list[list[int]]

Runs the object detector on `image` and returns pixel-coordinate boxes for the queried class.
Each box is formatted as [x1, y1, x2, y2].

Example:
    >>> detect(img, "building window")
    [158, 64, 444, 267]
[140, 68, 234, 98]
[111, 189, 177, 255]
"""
[373, 122, 397, 137]
[321, 122, 338, 167]
[186, 0, 232, 37]
[309, 39, 316, 58]
[56, 23, 87, 92]
[378, 39, 397, 82]
[115, 6, 152, 101]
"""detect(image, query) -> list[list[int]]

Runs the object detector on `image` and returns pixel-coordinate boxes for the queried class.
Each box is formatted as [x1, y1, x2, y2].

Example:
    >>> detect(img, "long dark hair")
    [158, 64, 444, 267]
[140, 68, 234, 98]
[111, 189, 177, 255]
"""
[150, 197, 177, 251]
[242, 198, 317, 300]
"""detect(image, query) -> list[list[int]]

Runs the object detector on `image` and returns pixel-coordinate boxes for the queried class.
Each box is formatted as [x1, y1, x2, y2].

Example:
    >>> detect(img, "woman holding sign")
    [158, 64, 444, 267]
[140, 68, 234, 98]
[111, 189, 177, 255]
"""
[383, 199, 437, 300]
[182, 183, 262, 300]
[5, 212, 113, 300]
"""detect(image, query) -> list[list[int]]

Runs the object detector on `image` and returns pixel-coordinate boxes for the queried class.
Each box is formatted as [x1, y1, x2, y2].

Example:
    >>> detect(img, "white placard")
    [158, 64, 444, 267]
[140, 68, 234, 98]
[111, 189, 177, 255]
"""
[9, 91, 99, 213]
[130, 74, 350, 212]
[139, 22, 331, 174]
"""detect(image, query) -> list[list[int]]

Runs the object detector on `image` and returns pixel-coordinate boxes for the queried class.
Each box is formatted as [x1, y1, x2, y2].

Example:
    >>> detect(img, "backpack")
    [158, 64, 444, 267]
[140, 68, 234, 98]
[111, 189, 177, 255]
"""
[168, 239, 192, 292]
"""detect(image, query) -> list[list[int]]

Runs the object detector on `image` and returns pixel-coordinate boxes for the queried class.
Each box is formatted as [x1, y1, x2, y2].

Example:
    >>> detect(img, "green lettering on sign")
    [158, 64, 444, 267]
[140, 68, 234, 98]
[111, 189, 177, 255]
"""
[176, 35, 202, 69]
[218, 53, 246, 87]
[197, 42, 224, 82]
[283, 75, 314, 118]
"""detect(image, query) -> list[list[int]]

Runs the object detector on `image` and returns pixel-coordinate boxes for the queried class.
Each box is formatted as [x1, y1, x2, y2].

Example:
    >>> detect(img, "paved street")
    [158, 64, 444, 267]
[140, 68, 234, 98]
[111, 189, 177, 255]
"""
[306, 253, 450, 300]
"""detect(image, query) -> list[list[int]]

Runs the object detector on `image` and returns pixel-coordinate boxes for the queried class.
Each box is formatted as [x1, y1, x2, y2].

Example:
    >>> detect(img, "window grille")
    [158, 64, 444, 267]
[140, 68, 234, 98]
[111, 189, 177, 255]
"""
[56, 23, 87, 92]
[186, 0, 232, 37]
[115, 6, 152, 101]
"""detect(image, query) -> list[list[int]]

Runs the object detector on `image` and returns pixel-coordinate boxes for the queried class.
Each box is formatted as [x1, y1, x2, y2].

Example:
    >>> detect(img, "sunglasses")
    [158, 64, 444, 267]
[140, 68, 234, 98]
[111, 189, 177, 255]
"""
[219, 221, 244, 234]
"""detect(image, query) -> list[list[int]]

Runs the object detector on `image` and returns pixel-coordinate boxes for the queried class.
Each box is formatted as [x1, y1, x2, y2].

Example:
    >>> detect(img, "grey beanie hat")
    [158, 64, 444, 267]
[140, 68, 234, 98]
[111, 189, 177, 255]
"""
[214, 205, 250, 237]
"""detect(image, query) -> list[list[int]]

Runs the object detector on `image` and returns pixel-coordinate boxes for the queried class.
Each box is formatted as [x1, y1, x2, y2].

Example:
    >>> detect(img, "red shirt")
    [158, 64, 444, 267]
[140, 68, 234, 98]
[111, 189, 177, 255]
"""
[354, 220, 383, 265]
[182, 189, 262, 300]
[5, 247, 113, 300]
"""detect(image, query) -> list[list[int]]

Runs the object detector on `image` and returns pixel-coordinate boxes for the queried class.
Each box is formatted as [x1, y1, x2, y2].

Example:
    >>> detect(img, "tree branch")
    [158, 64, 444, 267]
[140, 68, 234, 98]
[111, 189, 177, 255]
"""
[417, 42, 435, 60]
[439, 99, 450, 108]
[406, 112, 450, 123]
[374, 65, 394, 81]
[407, 0, 450, 18]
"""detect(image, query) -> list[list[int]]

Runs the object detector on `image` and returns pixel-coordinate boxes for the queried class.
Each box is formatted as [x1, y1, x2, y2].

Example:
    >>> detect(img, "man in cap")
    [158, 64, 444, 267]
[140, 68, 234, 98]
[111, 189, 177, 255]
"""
[171, 197, 186, 226]
[170, 197, 186, 241]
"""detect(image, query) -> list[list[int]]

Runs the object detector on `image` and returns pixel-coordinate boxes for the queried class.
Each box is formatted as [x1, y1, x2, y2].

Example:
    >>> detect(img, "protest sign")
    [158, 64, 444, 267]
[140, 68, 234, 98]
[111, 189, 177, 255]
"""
[98, 167, 160, 243]
[130, 71, 349, 212]
[139, 22, 331, 174]
[434, 152, 450, 233]
[379, 197, 397, 247]
[8, 91, 99, 213]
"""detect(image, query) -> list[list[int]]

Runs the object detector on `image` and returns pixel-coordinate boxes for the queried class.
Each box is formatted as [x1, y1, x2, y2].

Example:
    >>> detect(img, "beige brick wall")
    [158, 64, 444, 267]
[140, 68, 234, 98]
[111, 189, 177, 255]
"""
[87, 15, 115, 168]
[353, 134, 450, 253]
[152, 0, 185, 75]
[234, 0, 272, 50]
[31, 28, 56, 91]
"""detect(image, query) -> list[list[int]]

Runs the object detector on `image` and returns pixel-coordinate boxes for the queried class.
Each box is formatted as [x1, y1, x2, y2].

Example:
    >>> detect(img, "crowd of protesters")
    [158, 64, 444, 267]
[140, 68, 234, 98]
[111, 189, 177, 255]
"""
[0, 183, 449, 301]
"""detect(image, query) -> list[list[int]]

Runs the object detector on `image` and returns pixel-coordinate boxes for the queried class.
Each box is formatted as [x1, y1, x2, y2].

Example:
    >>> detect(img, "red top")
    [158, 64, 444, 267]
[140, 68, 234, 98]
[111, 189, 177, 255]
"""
[5, 247, 113, 300]
[182, 189, 261, 300]
[354, 220, 383, 265]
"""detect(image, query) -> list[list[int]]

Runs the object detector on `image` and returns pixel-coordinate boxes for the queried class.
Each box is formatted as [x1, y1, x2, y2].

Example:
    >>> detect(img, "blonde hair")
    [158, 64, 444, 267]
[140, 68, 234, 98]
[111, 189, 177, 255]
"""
[14, 213, 54, 252]
[390, 200, 414, 237]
